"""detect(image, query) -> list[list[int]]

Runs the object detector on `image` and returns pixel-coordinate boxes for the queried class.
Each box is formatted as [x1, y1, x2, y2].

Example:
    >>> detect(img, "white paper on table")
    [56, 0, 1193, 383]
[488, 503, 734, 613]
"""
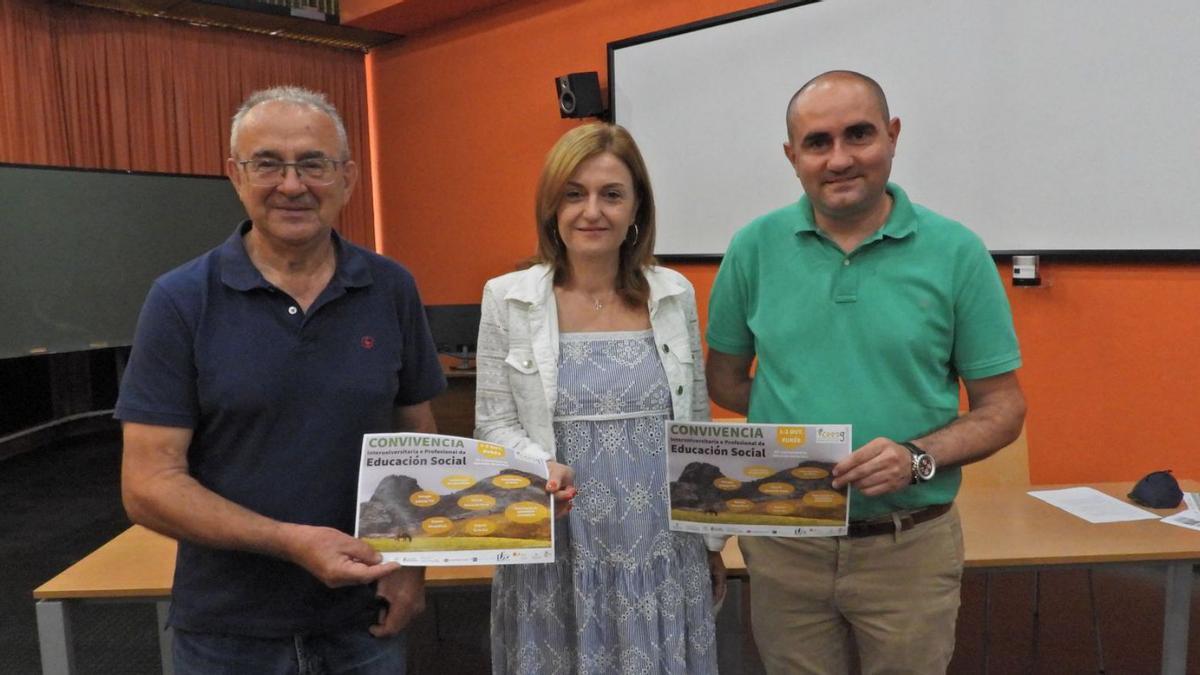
[1027, 487, 1159, 523]
[1161, 510, 1200, 532]
[1184, 492, 1200, 512]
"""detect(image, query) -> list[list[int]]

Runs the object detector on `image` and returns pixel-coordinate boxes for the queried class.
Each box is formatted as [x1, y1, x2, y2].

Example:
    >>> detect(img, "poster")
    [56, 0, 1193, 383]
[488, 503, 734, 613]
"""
[355, 433, 554, 565]
[667, 421, 852, 537]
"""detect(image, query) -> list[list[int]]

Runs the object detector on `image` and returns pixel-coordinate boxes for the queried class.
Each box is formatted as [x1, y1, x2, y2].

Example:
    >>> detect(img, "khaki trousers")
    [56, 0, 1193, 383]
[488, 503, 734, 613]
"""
[741, 506, 964, 675]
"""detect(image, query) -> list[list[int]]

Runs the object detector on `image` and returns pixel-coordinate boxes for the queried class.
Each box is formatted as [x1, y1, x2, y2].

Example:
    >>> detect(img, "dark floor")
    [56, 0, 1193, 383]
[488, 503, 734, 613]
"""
[4, 434, 1200, 674]
[1, 430, 156, 675]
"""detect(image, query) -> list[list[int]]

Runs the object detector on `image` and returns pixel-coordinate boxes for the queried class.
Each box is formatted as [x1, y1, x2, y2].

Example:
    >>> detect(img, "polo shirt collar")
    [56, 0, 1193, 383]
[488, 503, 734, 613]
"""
[793, 182, 919, 243]
[219, 220, 373, 292]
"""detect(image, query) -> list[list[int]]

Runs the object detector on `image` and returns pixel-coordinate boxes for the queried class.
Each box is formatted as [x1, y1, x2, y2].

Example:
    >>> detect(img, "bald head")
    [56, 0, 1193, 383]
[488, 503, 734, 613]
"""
[786, 71, 890, 142]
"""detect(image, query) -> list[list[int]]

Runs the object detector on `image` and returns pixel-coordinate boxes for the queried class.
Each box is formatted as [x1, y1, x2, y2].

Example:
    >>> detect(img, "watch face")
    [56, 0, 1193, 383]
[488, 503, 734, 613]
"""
[916, 454, 936, 480]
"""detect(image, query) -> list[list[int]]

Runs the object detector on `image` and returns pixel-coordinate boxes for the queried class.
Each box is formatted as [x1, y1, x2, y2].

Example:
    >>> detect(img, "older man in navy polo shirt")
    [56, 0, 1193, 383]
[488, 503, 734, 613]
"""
[116, 87, 447, 673]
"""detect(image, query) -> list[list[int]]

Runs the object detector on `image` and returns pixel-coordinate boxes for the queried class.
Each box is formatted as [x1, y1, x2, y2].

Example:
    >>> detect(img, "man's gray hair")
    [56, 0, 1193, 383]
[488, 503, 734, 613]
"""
[229, 86, 350, 159]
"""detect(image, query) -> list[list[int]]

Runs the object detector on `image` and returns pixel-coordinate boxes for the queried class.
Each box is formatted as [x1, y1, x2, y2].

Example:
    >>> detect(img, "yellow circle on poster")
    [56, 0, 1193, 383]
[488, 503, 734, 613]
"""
[463, 518, 497, 536]
[492, 474, 531, 489]
[790, 467, 829, 480]
[758, 482, 795, 496]
[421, 517, 453, 535]
[458, 494, 497, 511]
[477, 442, 506, 459]
[409, 491, 440, 508]
[725, 498, 755, 512]
[743, 465, 773, 479]
[505, 501, 550, 523]
[802, 490, 846, 507]
[442, 474, 477, 490]
[713, 476, 742, 491]
[764, 501, 796, 515]
[776, 426, 807, 448]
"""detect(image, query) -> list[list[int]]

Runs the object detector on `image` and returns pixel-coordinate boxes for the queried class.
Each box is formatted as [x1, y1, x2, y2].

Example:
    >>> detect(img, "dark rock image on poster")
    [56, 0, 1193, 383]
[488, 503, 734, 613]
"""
[671, 460, 844, 519]
[666, 421, 852, 537]
[355, 433, 554, 565]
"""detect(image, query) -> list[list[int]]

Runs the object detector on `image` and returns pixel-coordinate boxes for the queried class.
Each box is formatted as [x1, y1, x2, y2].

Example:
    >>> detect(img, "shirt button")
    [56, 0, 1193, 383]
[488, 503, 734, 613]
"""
[843, 259, 851, 266]
[677, 385, 684, 395]
[522, 359, 533, 369]
[662, 344, 670, 353]
[288, 306, 298, 315]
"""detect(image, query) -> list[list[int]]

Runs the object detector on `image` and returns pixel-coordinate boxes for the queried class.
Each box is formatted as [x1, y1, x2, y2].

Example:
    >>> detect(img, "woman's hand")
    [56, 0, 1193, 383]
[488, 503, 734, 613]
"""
[545, 461, 577, 518]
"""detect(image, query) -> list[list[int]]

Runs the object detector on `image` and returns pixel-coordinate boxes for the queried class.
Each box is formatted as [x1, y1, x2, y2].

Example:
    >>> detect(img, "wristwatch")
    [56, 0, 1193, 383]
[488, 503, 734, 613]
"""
[901, 441, 936, 484]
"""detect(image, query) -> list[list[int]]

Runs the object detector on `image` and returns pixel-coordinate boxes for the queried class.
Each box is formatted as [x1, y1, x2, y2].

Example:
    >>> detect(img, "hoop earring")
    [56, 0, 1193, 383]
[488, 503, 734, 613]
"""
[626, 223, 640, 247]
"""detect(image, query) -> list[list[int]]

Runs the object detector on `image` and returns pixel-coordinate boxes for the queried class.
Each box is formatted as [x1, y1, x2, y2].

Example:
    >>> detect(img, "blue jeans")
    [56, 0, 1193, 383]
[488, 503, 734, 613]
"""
[172, 627, 407, 675]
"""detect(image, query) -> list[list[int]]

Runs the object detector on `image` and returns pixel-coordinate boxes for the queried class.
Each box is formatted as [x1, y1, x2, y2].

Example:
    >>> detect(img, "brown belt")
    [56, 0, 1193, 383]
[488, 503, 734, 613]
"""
[845, 502, 953, 538]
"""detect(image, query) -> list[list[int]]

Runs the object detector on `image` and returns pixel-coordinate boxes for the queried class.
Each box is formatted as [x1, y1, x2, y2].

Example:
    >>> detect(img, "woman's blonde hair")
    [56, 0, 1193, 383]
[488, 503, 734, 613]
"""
[533, 123, 656, 306]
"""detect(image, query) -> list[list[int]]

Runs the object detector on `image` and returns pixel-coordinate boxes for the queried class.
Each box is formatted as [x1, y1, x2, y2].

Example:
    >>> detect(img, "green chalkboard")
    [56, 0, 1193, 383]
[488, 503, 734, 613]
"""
[0, 164, 247, 359]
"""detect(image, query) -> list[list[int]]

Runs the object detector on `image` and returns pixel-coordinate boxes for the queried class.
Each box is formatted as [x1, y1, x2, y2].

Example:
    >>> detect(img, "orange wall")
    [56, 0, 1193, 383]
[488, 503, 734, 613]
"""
[368, 0, 1200, 485]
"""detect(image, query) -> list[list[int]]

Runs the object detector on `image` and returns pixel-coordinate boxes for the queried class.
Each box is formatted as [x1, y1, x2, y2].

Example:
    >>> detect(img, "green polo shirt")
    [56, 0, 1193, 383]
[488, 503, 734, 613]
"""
[707, 183, 1021, 520]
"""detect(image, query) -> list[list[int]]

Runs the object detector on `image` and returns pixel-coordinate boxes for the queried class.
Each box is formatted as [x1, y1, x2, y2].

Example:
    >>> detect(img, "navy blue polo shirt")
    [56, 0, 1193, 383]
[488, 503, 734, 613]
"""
[116, 221, 447, 637]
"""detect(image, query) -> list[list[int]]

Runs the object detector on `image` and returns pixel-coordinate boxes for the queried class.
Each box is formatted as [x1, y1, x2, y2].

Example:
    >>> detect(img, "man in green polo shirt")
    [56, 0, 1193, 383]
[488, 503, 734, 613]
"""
[705, 70, 1026, 673]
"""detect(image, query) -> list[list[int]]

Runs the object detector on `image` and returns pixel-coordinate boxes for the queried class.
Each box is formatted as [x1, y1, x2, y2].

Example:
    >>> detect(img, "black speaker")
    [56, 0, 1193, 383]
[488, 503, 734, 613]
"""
[555, 72, 605, 119]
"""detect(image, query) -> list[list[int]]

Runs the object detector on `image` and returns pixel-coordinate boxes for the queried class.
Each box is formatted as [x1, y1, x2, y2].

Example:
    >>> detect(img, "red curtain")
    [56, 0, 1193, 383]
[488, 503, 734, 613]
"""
[0, 0, 375, 246]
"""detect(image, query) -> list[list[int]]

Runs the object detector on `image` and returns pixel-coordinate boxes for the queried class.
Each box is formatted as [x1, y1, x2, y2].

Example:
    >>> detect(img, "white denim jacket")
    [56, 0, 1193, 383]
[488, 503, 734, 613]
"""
[475, 263, 710, 456]
[474, 264, 723, 550]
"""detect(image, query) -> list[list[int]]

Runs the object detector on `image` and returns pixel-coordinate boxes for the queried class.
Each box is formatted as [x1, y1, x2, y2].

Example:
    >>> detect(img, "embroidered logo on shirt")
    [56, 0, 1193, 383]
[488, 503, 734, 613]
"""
[361, 336, 376, 350]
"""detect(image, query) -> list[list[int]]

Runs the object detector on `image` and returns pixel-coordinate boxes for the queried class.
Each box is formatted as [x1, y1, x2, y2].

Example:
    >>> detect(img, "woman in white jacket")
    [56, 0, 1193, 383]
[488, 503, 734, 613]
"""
[477, 123, 723, 674]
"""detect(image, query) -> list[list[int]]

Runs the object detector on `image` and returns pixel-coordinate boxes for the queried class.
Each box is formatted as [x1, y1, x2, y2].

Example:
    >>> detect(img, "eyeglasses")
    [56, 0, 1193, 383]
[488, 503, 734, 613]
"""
[235, 158, 345, 187]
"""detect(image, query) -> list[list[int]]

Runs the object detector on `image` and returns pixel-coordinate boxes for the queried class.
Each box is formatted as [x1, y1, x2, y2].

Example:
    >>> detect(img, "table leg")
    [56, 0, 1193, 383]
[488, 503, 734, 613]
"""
[1161, 562, 1193, 675]
[716, 577, 745, 675]
[156, 601, 174, 675]
[35, 600, 75, 675]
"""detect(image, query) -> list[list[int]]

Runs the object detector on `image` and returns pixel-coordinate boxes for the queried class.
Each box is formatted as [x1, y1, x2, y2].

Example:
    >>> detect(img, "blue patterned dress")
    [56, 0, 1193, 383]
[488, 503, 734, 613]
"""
[491, 330, 717, 675]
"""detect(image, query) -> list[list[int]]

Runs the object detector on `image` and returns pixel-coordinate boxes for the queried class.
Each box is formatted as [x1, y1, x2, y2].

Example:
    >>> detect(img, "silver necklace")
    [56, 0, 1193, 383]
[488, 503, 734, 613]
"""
[589, 291, 613, 311]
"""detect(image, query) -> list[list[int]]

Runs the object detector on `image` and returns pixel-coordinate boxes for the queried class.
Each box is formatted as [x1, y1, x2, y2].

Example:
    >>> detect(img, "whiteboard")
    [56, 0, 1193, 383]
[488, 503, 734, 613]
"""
[610, 0, 1200, 256]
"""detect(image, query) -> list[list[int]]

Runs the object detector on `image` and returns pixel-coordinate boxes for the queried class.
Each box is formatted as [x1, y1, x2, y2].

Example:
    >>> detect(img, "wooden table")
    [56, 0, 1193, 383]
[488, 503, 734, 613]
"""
[956, 480, 1200, 674]
[35, 482, 1197, 675]
[33, 527, 746, 675]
